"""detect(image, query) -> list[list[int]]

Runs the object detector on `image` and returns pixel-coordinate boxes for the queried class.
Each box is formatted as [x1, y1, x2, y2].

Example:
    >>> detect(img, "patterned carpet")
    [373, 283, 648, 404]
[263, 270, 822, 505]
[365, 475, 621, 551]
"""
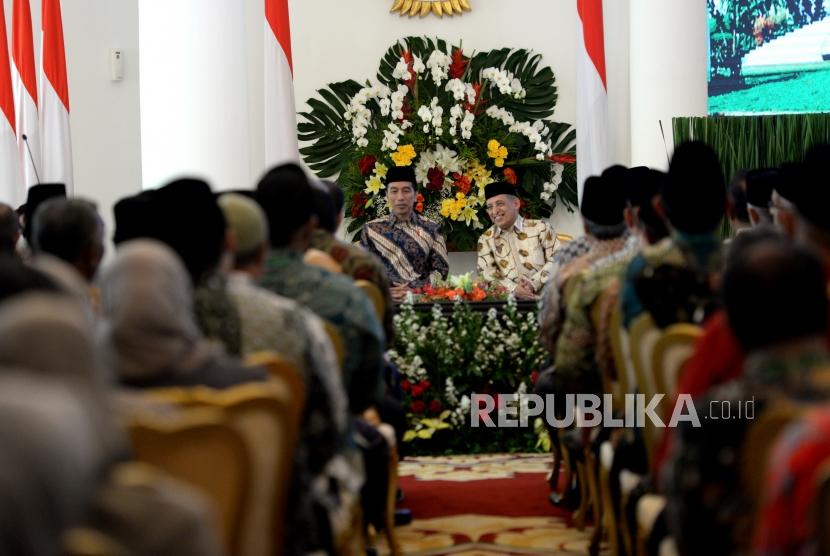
[375, 454, 601, 555]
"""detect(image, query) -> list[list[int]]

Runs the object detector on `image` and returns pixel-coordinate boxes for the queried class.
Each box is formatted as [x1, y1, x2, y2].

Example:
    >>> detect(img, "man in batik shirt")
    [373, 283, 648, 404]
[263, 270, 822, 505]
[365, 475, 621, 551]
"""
[360, 166, 449, 302]
[476, 181, 557, 300]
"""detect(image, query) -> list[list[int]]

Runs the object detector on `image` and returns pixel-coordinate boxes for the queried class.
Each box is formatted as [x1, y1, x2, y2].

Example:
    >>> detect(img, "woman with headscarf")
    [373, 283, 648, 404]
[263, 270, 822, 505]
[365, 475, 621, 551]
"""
[99, 239, 265, 389]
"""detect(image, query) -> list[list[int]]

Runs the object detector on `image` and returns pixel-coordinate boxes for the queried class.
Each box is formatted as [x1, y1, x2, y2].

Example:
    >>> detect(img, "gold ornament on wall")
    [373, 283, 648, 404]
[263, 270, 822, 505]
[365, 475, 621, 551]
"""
[389, 0, 471, 17]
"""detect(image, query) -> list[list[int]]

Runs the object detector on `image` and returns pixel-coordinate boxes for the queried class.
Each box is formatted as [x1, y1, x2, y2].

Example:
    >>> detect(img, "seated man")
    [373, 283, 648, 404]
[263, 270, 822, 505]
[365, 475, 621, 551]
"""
[476, 181, 557, 300]
[360, 166, 449, 302]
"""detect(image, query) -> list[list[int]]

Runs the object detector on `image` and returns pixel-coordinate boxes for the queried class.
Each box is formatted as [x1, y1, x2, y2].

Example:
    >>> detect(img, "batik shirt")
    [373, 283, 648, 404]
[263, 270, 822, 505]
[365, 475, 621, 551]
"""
[360, 213, 449, 287]
[259, 248, 384, 414]
[476, 216, 557, 292]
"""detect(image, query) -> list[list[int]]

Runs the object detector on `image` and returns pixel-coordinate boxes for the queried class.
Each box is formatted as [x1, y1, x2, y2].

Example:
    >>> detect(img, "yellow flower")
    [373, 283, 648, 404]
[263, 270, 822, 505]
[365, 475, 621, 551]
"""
[374, 162, 388, 178]
[391, 144, 417, 166]
[467, 160, 493, 189]
[459, 205, 479, 225]
[456, 192, 466, 200]
[498, 146, 508, 159]
[487, 139, 509, 168]
[440, 199, 454, 218]
[364, 175, 384, 195]
[487, 139, 500, 153]
[494, 158, 505, 168]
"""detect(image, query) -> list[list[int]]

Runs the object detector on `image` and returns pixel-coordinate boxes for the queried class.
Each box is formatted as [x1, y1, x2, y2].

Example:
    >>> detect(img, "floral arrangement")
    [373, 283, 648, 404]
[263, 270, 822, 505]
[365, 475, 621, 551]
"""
[410, 272, 508, 303]
[299, 36, 577, 251]
[388, 295, 548, 453]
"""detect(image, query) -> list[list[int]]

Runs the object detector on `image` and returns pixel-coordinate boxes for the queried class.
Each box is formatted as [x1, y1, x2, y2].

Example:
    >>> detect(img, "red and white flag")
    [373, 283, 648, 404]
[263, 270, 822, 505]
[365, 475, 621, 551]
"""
[40, 0, 73, 192]
[12, 0, 41, 190]
[264, 0, 299, 167]
[0, 0, 24, 205]
[576, 0, 610, 201]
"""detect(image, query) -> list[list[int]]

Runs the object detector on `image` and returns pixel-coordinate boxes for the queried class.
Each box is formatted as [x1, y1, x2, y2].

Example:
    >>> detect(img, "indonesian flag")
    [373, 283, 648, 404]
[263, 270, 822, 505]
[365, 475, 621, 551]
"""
[40, 0, 73, 193]
[576, 0, 610, 201]
[12, 0, 41, 190]
[264, 0, 299, 167]
[0, 0, 24, 206]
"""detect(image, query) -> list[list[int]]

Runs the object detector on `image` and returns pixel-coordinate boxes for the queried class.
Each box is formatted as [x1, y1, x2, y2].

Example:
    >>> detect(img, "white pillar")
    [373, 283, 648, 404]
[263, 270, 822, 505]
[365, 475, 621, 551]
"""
[139, 0, 251, 191]
[629, 0, 708, 170]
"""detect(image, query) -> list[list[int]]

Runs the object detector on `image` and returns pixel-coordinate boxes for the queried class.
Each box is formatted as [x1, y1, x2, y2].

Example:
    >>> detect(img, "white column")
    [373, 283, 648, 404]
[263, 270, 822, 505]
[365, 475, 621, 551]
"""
[629, 0, 708, 170]
[139, 0, 251, 191]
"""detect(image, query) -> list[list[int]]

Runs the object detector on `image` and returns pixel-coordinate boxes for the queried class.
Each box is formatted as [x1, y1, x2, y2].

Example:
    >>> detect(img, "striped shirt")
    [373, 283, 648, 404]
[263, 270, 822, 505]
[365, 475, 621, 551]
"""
[360, 213, 449, 287]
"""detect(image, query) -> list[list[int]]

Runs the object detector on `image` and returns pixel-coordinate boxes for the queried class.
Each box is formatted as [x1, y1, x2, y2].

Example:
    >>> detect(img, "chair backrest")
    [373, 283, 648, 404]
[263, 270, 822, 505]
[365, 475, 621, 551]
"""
[355, 279, 385, 322]
[741, 403, 804, 514]
[64, 528, 127, 556]
[322, 320, 346, 373]
[245, 350, 305, 409]
[651, 323, 702, 397]
[127, 407, 249, 556]
[590, 293, 621, 408]
[628, 313, 660, 461]
[144, 383, 300, 556]
[609, 301, 636, 396]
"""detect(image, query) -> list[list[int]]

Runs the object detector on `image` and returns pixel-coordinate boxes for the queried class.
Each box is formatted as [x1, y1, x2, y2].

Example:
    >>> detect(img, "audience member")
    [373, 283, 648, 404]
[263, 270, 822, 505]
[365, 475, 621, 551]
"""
[726, 169, 750, 235]
[99, 240, 265, 389]
[744, 168, 777, 226]
[0, 203, 20, 256]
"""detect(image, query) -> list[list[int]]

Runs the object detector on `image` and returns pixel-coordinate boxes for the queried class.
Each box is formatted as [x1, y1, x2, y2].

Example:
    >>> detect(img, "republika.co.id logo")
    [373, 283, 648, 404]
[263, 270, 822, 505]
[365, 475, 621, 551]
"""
[470, 393, 755, 428]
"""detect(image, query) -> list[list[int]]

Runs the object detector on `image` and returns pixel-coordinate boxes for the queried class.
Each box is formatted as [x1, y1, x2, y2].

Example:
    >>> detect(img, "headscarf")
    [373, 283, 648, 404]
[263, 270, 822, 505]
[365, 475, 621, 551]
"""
[0, 372, 103, 555]
[99, 240, 219, 384]
[0, 292, 126, 462]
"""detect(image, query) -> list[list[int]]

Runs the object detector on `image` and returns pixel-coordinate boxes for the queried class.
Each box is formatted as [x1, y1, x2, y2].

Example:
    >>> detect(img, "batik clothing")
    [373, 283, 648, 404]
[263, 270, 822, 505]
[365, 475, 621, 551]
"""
[260, 248, 385, 414]
[553, 239, 636, 394]
[227, 271, 353, 556]
[476, 216, 557, 292]
[311, 228, 395, 339]
[551, 235, 593, 274]
[620, 232, 723, 328]
[665, 350, 830, 556]
[194, 272, 243, 356]
[360, 213, 449, 287]
[754, 408, 830, 556]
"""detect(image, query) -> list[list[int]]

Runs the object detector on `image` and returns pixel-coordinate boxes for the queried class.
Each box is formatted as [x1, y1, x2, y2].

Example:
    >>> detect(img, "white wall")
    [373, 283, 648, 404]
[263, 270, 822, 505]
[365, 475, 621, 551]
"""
[2, 0, 142, 255]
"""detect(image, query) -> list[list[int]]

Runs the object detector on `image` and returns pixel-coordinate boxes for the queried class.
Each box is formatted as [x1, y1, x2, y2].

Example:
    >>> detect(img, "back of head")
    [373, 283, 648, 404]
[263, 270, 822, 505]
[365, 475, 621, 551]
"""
[663, 141, 726, 234]
[100, 240, 207, 382]
[0, 293, 99, 386]
[32, 198, 102, 268]
[625, 167, 669, 242]
[794, 144, 830, 233]
[775, 162, 805, 206]
[217, 193, 269, 267]
[580, 166, 627, 239]
[322, 179, 345, 216]
[256, 163, 314, 248]
[0, 373, 102, 556]
[745, 169, 778, 222]
[153, 178, 226, 284]
[23, 183, 66, 242]
[723, 236, 827, 352]
[311, 180, 337, 234]
[0, 203, 20, 255]
[112, 192, 157, 246]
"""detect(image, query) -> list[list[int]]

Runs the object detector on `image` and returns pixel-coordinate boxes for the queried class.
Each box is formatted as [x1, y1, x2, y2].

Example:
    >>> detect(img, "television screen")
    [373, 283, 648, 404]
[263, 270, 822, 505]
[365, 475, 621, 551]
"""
[708, 0, 830, 114]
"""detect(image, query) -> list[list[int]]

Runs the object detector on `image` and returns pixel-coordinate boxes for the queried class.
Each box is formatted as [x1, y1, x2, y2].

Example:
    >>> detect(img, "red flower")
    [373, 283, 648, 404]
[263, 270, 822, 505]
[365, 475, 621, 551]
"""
[449, 48, 468, 79]
[350, 192, 368, 218]
[415, 203, 424, 213]
[358, 155, 377, 176]
[411, 385, 424, 398]
[503, 167, 517, 185]
[429, 400, 443, 413]
[402, 50, 417, 89]
[463, 82, 483, 113]
[530, 370, 539, 385]
[549, 153, 576, 164]
[452, 173, 472, 195]
[427, 167, 445, 192]
[419, 379, 431, 390]
[410, 400, 426, 414]
[401, 379, 411, 392]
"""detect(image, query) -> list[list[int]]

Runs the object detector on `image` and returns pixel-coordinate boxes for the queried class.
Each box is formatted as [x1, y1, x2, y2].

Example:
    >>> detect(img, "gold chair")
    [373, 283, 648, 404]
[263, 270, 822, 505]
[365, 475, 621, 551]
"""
[245, 350, 305, 407]
[628, 313, 660, 462]
[556, 232, 574, 243]
[144, 382, 301, 556]
[355, 279, 385, 322]
[127, 407, 249, 556]
[609, 300, 636, 398]
[64, 528, 127, 556]
[323, 320, 346, 372]
[650, 323, 702, 397]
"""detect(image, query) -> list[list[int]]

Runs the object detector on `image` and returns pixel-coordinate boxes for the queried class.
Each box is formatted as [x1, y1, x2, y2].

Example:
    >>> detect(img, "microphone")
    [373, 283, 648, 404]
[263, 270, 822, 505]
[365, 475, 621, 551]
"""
[658, 121, 671, 167]
[21, 133, 42, 184]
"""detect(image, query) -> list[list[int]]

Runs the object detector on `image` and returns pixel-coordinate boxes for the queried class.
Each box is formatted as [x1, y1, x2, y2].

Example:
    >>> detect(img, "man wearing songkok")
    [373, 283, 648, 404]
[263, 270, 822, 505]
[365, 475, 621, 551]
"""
[620, 141, 725, 328]
[744, 168, 778, 226]
[360, 166, 449, 302]
[769, 162, 804, 237]
[18, 182, 65, 260]
[476, 181, 557, 300]
[218, 192, 353, 556]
